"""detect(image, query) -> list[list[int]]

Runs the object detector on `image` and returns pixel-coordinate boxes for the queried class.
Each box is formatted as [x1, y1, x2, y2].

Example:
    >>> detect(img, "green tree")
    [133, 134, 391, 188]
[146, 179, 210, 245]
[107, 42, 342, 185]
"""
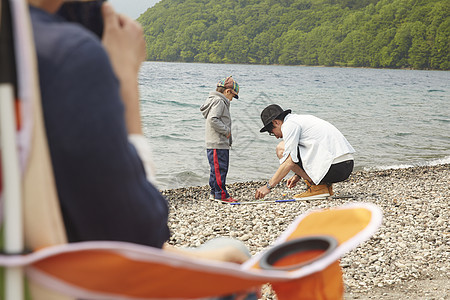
[137, 0, 449, 70]
[408, 22, 430, 69]
[430, 19, 450, 69]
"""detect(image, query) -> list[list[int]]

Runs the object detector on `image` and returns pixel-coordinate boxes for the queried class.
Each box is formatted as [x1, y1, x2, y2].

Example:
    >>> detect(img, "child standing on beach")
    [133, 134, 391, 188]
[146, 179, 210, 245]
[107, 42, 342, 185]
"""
[200, 76, 240, 203]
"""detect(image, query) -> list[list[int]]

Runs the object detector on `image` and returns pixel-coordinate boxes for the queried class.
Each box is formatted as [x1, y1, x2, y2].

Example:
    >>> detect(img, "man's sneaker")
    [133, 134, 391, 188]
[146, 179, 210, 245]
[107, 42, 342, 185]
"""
[209, 194, 215, 200]
[328, 184, 334, 196]
[293, 184, 330, 200]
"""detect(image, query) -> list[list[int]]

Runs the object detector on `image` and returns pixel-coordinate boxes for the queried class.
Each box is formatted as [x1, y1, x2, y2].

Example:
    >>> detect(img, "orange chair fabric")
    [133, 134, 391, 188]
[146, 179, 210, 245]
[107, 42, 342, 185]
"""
[0, 203, 382, 299]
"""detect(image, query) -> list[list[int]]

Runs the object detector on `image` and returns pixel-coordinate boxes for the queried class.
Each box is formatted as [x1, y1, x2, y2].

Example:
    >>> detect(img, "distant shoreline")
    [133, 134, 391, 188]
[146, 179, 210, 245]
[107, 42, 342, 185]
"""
[143, 60, 448, 72]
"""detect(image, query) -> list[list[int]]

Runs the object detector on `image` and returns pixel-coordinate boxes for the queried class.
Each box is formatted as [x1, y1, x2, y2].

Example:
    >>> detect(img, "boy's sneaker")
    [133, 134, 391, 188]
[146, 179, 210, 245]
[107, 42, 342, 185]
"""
[293, 184, 330, 200]
[209, 194, 215, 200]
[219, 197, 238, 204]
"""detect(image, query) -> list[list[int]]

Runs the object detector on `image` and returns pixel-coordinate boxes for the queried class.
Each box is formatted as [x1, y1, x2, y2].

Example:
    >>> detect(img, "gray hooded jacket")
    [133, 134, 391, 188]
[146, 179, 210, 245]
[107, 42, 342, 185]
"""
[200, 91, 232, 149]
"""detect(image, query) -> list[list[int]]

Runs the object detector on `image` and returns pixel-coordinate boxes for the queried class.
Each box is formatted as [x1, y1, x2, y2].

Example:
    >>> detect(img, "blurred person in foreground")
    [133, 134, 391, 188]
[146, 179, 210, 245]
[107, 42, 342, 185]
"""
[28, 1, 257, 297]
[255, 104, 355, 200]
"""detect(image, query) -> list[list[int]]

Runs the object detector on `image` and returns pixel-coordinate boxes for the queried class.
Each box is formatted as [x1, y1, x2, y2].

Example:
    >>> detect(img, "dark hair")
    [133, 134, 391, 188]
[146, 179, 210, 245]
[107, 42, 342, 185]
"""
[269, 113, 290, 131]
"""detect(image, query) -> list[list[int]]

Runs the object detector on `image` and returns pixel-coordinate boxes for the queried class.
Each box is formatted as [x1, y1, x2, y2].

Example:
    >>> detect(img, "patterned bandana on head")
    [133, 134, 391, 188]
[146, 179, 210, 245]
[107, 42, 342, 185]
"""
[217, 76, 239, 99]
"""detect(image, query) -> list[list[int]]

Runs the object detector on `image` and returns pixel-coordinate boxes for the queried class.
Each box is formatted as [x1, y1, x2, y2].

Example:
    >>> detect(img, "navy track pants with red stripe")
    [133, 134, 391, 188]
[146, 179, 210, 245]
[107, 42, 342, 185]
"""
[207, 149, 230, 200]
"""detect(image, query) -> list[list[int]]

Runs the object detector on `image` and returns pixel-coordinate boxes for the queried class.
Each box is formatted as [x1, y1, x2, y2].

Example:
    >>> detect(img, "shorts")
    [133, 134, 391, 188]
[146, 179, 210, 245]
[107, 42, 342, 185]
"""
[320, 160, 354, 184]
[296, 152, 354, 184]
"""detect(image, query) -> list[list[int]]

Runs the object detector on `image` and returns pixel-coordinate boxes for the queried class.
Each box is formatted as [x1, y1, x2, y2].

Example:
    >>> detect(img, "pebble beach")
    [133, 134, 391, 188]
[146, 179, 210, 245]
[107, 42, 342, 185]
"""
[161, 164, 449, 299]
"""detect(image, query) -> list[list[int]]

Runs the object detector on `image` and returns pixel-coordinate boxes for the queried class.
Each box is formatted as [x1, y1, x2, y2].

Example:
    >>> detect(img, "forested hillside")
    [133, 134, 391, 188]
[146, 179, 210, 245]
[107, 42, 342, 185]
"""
[138, 0, 449, 70]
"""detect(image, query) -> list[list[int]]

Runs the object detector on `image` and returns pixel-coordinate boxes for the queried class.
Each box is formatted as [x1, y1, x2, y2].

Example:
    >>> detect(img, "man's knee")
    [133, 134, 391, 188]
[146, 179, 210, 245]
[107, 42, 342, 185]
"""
[276, 141, 285, 159]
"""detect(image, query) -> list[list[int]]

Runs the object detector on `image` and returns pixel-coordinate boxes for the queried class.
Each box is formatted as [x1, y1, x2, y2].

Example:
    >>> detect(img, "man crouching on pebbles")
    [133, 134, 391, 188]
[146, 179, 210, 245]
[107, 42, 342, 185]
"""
[255, 104, 355, 200]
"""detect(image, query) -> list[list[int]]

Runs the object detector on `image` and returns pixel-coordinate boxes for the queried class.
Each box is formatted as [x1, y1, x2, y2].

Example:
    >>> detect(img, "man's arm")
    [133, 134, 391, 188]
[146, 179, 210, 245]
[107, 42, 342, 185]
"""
[255, 154, 296, 199]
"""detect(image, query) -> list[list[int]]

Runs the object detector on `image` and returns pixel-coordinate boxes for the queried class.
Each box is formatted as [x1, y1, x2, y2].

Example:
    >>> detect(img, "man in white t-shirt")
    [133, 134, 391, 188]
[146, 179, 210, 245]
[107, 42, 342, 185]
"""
[255, 104, 355, 200]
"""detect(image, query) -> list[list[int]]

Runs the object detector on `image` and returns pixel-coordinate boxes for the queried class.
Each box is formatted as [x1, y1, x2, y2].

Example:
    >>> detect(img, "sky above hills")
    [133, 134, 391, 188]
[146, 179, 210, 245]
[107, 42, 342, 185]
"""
[109, 0, 160, 19]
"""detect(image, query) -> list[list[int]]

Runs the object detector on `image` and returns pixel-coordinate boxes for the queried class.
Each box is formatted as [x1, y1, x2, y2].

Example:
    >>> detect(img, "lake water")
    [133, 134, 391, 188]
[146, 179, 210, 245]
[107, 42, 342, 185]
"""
[138, 62, 450, 190]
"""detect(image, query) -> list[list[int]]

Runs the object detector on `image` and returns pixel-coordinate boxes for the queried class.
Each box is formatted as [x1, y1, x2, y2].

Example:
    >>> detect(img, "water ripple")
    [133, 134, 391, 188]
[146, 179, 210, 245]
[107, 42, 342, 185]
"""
[138, 62, 450, 189]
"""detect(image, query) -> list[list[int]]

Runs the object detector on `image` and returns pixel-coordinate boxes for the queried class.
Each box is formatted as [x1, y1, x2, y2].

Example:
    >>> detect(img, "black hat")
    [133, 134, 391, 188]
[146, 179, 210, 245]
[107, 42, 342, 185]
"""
[260, 104, 292, 133]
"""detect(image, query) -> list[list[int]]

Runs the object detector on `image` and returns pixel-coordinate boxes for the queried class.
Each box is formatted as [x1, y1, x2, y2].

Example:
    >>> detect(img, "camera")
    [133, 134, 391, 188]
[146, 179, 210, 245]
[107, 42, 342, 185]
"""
[57, 0, 106, 38]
